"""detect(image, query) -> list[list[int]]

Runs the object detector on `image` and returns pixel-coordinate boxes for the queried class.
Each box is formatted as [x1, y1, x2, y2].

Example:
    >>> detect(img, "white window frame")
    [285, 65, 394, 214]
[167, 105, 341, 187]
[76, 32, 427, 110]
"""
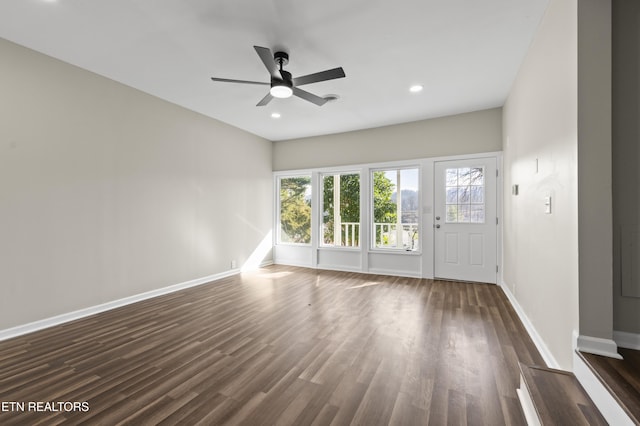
[319, 170, 362, 249]
[369, 165, 422, 253]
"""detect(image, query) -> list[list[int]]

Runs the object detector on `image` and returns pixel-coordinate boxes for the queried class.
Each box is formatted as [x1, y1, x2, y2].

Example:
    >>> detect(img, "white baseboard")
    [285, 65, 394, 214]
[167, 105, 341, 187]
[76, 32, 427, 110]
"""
[573, 351, 634, 425]
[0, 268, 243, 342]
[613, 330, 640, 350]
[576, 335, 623, 359]
[273, 261, 422, 279]
[499, 279, 561, 369]
[273, 259, 313, 268]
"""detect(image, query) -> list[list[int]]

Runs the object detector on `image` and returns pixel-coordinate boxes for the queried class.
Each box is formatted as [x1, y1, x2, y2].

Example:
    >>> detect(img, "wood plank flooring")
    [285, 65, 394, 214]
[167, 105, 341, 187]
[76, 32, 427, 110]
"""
[518, 363, 606, 425]
[0, 265, 545, 425]
[580, 347, 640, 424]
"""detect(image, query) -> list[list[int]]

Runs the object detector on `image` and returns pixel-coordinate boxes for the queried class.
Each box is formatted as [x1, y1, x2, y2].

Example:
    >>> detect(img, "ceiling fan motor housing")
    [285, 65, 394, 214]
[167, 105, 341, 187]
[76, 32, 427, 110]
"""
[274, 51, 289, 66]
[272, 70, 293, 88]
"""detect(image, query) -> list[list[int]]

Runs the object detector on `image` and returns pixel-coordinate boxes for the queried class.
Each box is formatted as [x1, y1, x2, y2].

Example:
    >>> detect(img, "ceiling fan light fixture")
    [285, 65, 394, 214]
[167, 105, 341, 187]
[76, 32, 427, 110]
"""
[270, 84, 293, 98]
[211, 46, 345, 107]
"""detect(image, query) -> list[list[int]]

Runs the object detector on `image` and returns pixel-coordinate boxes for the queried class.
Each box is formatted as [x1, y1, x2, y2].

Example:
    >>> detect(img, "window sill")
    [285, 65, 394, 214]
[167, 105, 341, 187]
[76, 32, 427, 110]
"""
[369, 249, 422, 255]
[318, 246, 361, 251]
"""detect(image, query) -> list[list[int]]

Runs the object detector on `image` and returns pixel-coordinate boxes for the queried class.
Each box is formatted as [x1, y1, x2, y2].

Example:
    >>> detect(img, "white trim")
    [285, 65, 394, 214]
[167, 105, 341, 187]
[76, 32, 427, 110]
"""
[576, 335, 623, 359]
[257, 260, 274, 268]
[573, 351, 634, 426]
[499, 279, 561, 369]
[367, 268, 422, 278]
[316, 264, 362, 273]
[517, 373, 542, 426]
[0, 268, 241, 342]
[367, 249, 422, 256]
[613, 330, 640, 350]
[317, 246, 361, 252]
[272, 259, 312, 268]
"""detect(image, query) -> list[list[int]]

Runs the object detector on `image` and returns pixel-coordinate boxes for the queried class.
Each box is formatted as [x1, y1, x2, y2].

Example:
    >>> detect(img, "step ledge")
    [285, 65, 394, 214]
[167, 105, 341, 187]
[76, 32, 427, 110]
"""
[573, 350, 635, 426]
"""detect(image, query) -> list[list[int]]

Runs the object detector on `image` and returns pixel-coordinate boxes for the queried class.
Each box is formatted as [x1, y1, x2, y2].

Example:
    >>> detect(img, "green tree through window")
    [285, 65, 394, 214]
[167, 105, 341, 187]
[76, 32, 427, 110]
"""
[322, 173, 360, 246]
[278, 170, 417, 249]
[279, 176, 311, 244]
[372, 171, 397, 224]
[372, 169, 419, 250]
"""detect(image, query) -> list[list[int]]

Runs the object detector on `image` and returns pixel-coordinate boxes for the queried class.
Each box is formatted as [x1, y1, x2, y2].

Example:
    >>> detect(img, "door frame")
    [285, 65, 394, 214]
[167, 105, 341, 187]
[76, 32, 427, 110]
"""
[433, 156, 498, 283]
[421, 152, 502, 283]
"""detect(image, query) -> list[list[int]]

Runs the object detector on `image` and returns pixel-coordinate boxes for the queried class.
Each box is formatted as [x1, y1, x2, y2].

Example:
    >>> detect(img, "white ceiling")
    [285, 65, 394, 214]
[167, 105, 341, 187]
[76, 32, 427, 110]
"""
[0, 0, 548, 141]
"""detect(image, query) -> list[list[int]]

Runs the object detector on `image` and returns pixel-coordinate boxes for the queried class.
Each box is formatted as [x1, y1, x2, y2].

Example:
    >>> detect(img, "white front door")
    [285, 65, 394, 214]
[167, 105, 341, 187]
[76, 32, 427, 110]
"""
[434, 158, 497, 283]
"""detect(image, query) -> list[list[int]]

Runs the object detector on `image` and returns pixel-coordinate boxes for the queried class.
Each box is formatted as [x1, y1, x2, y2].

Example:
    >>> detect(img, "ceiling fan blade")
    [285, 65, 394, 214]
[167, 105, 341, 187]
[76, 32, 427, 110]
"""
[292, 87, 328, 106]
[254, 46, 280, 79]
[293, 67, 345, 86]
[211, 77, 269, 85]
[256, 93, 273, 107]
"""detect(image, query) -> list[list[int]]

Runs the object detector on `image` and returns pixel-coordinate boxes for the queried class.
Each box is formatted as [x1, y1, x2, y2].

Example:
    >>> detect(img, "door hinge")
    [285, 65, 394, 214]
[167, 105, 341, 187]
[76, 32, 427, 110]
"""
[496, 265, 499, 273]
[496, 217, 499, 225]
[496, 169, 499, 177]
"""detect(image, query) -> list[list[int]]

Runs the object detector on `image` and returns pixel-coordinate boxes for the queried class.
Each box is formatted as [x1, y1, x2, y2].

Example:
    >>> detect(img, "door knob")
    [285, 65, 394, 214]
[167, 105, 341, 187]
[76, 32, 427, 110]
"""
[435, 224, 441, 229]
[436, 216, 441, 220]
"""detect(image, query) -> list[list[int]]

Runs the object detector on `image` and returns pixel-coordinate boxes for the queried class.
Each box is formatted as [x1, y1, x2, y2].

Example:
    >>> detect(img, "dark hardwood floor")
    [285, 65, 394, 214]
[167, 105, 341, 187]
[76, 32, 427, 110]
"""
[0, 265, 544, 425]
[580, 347, 640, 424]
[518, 363, 606, 425]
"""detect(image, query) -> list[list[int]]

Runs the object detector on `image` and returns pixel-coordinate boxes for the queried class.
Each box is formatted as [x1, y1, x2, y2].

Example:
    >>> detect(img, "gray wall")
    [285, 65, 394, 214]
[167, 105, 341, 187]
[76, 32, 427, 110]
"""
[273, 108, 502, 171]
[577, 0, 614, 347]
[613, 0, 640, 334]
[0, 38, 273, 330]
[502, 0, 579, 370]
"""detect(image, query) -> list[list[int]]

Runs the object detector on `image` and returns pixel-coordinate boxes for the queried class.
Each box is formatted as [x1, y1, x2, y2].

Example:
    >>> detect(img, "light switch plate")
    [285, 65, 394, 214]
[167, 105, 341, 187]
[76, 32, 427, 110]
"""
[544, 196, 552, 214]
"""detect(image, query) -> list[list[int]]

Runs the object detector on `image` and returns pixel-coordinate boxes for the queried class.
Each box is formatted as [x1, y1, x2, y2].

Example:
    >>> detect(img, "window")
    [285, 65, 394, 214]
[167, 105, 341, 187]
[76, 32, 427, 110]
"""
[445, 167, 485, 223]
[372, 168, 419, 251]
[278, 176, 312, 244]
[321, 173, 360, 247]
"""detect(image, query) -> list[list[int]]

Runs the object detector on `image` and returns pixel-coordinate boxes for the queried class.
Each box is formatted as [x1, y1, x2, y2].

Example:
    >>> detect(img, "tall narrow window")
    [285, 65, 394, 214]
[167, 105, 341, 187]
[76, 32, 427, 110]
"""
[278, 176, 312, 244]
[321, 173, 360, 247]
[372, 168, 419, 251]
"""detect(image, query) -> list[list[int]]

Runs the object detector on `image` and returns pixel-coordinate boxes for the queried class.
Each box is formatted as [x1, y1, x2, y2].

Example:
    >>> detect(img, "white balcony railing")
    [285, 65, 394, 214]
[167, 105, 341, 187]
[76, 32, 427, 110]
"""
[340, 222, 359, 247]
[375, 223, 419, 251]
[329, 222, 419, 251]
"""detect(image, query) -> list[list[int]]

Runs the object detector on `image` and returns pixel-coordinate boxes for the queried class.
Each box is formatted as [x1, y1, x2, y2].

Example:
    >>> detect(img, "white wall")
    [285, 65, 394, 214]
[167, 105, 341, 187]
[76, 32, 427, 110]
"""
[273, 108, 502, 170]
[0, 38, 273, 330]
[502, 0, 579, 370]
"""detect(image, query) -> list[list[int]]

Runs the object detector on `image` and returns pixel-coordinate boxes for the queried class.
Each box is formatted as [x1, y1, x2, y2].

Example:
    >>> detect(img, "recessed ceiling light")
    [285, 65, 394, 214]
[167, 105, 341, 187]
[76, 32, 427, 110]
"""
[409, 85, 424, 93]
[271, 112, 281, 119]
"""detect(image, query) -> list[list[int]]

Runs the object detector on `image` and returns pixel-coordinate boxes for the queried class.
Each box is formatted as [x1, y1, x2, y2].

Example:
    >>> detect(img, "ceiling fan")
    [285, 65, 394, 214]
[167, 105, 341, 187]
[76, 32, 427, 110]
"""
[211, 46, 346, 107]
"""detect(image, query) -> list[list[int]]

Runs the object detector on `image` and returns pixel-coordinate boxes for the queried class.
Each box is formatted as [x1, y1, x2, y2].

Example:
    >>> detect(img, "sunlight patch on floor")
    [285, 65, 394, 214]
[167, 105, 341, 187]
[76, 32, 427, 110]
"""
[347, 281, 384, 289]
